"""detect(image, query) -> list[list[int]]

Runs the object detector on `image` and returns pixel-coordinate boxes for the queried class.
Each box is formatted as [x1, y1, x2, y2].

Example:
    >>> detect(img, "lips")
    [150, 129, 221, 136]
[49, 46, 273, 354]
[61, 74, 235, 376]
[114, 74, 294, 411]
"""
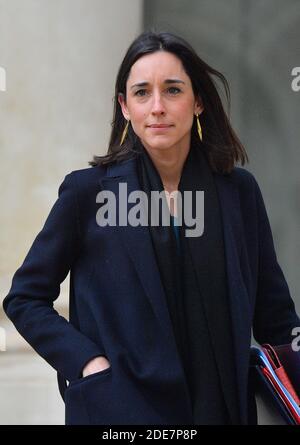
[147, 124, 173, 128]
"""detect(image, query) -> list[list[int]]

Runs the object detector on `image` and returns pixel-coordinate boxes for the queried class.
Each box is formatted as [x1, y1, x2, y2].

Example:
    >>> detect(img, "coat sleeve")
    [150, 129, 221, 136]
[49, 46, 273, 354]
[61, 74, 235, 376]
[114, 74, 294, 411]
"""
[2, 172, 105, 381]
[252, 176, 300, 345]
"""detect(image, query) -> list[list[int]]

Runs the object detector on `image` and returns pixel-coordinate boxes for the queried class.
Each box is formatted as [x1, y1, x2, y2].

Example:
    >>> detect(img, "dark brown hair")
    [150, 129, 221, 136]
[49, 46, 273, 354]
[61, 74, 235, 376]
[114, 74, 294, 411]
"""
[89, 30, 248, 174]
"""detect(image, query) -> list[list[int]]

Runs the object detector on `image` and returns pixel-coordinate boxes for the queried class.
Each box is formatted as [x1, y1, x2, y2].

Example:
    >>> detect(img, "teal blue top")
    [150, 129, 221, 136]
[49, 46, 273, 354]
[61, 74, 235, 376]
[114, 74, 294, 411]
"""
[170, 215, 181, 253]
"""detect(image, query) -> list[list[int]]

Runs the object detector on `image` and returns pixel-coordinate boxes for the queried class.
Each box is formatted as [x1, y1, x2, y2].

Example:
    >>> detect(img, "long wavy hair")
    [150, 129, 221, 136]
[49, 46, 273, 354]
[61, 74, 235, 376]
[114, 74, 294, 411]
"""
[89, 30, 248, 174]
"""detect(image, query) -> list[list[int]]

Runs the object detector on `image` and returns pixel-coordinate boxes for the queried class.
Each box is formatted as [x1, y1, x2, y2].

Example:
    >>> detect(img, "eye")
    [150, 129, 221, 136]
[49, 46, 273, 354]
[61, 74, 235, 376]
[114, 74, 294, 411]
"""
[167, 87, 181, 94]
[134, 89, 147, 97]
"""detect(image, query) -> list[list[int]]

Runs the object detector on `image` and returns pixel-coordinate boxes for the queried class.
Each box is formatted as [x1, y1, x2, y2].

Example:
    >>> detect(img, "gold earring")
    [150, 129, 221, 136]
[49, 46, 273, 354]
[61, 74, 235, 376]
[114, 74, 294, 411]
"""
[120, 120, 129, 146]
[196, 113, 203, 142]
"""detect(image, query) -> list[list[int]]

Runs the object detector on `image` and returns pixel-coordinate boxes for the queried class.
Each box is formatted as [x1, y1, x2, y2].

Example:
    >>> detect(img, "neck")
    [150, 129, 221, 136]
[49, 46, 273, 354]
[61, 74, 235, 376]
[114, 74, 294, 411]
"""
[141, 137, 191, 191]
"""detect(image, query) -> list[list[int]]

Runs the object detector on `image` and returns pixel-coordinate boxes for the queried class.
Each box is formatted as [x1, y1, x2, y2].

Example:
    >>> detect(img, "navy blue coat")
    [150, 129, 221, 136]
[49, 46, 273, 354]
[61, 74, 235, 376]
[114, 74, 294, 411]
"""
[3, 156, 300, 425]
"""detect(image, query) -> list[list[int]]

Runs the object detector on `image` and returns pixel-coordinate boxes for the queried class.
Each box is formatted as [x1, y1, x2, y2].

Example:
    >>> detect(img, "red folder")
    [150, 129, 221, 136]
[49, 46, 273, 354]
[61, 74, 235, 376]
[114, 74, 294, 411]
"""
[250, 343, 300, 425]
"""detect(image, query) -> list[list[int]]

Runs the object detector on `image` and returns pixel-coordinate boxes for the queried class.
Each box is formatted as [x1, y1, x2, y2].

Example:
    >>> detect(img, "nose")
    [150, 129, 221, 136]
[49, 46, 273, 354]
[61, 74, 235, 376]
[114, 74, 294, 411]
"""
[151, 92, 166, 116]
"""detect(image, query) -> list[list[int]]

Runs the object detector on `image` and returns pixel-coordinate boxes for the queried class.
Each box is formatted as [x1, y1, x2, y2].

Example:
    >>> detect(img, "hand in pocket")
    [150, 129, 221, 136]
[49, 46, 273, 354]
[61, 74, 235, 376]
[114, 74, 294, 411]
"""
[82, 355, 111, 378]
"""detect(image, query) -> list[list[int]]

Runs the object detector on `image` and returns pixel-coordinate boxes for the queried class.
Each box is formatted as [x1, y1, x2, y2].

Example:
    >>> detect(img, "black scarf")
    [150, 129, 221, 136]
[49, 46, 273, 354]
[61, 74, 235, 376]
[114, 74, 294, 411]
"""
[136, 139, 240, 425]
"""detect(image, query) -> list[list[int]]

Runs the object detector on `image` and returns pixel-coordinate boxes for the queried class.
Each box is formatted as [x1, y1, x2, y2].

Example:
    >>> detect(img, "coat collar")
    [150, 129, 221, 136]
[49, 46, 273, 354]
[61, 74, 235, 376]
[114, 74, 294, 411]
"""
[99, 156, 251, 424]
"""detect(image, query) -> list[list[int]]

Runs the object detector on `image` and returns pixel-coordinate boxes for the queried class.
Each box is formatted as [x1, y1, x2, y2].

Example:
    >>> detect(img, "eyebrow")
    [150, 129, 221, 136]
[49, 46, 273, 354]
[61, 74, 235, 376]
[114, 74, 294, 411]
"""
[130, 79, 185, 90]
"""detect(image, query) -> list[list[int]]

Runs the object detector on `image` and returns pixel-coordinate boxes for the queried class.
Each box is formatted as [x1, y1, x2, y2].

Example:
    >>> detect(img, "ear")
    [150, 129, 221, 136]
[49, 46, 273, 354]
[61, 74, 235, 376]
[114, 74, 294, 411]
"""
[118, 93, 130, 121]
[194, 96, 204, 115]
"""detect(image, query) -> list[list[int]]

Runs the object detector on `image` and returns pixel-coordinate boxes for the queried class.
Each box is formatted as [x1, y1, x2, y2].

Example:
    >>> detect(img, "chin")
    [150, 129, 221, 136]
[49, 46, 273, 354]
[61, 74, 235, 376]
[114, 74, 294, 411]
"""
[143, 138, 176, 151]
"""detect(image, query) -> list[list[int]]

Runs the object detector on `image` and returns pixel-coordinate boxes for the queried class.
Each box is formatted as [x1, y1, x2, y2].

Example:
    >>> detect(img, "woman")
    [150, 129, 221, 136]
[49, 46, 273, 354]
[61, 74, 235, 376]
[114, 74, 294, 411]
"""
[3, 31, 300, 425]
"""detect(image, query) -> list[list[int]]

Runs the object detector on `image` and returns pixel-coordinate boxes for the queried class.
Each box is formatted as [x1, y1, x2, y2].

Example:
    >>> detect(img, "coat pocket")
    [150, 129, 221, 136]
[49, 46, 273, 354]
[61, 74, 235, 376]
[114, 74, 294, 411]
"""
[65, 366, 112, 425]
[80, 369, 168, 425]
[69, 366, 112, 387]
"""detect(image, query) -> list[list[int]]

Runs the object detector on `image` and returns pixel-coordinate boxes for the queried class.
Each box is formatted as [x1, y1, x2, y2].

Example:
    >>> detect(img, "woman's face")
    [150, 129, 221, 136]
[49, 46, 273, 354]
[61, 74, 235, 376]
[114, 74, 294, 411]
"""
[118, 51, 203, 155]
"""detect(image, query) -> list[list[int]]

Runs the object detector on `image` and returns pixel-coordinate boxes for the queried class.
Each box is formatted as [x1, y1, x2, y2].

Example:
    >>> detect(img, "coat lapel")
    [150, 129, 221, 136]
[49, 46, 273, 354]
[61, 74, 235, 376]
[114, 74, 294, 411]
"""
[215, 173, 252, 424]
[99, 159, 187, 363]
